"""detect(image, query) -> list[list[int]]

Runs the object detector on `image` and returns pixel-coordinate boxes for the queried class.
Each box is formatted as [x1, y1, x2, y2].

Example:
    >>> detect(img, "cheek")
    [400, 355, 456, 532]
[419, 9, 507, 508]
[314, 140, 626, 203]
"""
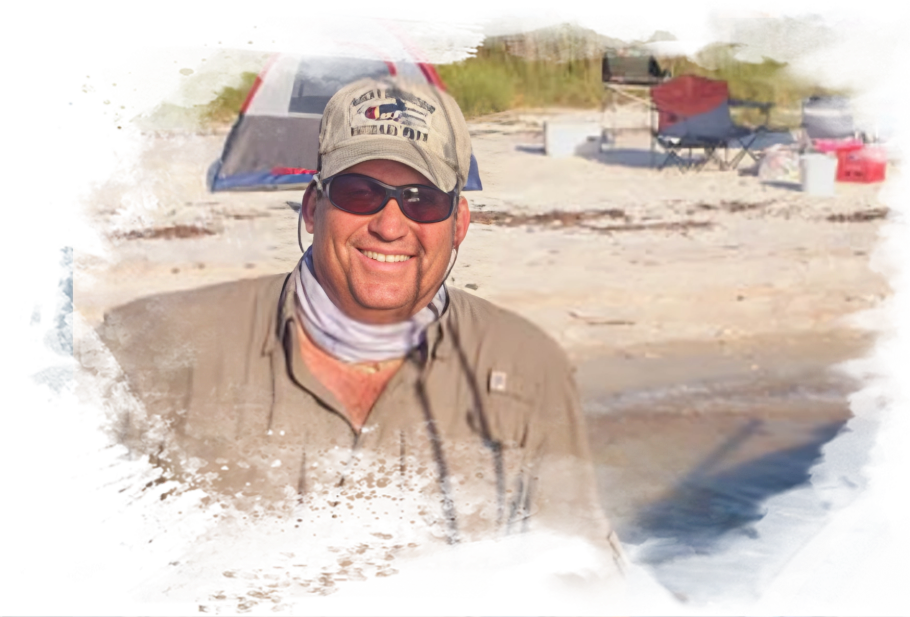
[315, 207, 358, 248]
[415, 225, 455, 265]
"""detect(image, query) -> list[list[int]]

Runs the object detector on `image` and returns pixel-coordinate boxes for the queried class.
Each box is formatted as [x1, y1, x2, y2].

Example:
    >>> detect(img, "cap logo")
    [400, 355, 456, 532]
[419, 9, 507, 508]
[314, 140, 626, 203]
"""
[364, 98, 406, 122]
[350, 88, 434, 143]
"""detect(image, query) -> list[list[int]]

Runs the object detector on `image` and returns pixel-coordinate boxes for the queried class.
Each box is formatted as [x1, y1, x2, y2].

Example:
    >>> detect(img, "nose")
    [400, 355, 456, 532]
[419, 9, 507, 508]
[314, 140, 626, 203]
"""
[367, 197, 410, 241]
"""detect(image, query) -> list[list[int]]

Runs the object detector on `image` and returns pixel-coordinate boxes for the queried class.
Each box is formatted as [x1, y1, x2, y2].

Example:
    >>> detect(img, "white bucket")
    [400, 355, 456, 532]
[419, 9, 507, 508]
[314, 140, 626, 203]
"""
[800, 153, 838, 196]
[544, 121, 601, 158]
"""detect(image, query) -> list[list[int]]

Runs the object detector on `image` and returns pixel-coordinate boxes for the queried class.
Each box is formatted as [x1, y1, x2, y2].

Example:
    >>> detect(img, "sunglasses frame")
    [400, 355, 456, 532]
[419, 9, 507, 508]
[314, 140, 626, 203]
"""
[318, 172, 459, 224]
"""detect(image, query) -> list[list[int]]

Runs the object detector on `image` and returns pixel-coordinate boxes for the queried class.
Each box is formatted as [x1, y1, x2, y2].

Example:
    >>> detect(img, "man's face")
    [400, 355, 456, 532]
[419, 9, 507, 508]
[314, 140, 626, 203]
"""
[302, 159, 470, 325]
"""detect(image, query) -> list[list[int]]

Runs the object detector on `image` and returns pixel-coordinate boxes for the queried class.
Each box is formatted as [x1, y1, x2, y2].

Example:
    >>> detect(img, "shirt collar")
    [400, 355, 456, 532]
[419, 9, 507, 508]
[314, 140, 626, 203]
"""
[261, 272, 296, 357]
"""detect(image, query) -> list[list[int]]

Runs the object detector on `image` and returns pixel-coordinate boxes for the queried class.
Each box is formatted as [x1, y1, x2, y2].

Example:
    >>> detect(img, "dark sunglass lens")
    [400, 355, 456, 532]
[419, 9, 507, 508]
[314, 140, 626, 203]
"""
[398, 185, 452, 223]
[329, 175, 385, 214]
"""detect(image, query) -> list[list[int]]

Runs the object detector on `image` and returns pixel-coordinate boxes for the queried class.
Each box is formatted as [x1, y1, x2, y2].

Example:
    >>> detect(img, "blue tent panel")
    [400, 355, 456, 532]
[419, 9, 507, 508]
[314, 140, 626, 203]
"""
[208, 161, 314, 192]
[463, 154, 482, 191]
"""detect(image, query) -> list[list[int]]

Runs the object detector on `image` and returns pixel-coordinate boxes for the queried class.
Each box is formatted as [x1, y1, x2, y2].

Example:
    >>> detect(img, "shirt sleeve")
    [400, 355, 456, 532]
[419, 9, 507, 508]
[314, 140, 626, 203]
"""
[522, 350, 631, 613]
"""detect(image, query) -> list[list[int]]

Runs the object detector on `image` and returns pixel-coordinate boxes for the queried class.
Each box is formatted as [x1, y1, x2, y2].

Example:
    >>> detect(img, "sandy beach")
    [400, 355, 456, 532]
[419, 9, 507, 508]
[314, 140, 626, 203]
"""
[77, 108, 888, 353]
[74, 108, 890, 601]
[73, 102, 908, 472]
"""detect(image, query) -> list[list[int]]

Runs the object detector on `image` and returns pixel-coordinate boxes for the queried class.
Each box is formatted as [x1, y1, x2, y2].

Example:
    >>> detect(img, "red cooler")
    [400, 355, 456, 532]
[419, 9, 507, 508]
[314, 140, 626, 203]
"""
[836, 147, 887, 183]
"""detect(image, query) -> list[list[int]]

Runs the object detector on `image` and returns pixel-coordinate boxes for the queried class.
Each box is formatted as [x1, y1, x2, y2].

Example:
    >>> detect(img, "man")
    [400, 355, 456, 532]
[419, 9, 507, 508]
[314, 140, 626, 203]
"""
[98, 76, 622, 558]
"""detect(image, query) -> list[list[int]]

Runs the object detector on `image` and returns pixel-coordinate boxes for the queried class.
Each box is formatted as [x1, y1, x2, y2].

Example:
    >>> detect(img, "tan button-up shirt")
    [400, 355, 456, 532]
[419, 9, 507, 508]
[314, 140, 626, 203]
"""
[97, 273, 622, 558]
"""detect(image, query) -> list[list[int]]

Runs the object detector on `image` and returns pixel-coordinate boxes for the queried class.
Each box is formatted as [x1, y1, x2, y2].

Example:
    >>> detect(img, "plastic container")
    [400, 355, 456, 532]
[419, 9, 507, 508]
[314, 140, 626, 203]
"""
[836, 147, 887, 183]
[813, 138, 864, 154]
[759, 145, 801, 184]
[800, 152, 838, 196]
[544, 121, 601, 158]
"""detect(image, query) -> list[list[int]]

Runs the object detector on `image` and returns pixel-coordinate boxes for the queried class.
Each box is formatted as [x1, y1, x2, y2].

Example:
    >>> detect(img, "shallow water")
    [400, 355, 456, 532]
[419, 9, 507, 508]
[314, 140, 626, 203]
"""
[583, 372, 861, 601]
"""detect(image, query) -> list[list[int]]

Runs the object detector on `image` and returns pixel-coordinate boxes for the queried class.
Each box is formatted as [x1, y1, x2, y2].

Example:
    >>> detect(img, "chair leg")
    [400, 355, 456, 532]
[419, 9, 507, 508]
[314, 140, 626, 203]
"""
[659, 150, 685, 171]
[685, 147, 698, 172]
[694, 145, 722, 171]
[654, 137, 686, 171]
[730, 135, 759, 169]
[718, 144, 729, 169]
[711, 146, 725, 170]
[729, 129, 765, 169]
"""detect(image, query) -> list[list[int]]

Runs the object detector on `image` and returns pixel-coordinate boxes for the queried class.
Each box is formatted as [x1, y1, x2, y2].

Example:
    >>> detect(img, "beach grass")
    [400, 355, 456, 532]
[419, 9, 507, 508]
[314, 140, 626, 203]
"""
[111, 47, 269, 134]
[110, 18, 908, 132]
[412, 19, 907, 125]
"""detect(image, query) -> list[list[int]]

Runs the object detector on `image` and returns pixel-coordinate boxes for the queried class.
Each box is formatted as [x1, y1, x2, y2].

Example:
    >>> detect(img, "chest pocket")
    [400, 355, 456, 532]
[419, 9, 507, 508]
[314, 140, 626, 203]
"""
[445, 384, 532, 542]
[466, 371, 535, 448]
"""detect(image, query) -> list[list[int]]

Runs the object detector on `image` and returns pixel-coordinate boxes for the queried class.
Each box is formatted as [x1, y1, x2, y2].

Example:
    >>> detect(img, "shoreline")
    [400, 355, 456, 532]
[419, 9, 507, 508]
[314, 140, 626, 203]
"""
[575, 326, 872, 406]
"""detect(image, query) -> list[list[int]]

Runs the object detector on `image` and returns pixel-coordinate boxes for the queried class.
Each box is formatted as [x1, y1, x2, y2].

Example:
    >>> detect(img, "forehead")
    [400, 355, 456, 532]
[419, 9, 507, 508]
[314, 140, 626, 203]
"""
[337, 159, 435, 188]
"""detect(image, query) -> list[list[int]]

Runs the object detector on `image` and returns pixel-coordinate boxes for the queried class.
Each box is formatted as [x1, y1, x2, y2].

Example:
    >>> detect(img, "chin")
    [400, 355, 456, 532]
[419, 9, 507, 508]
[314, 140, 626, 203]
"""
[351, 288, 418, 320]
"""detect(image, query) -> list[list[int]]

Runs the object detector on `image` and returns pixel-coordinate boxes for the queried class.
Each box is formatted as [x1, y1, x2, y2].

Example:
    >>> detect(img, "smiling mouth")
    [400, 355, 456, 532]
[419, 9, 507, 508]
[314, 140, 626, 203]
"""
[359, 249, 413, 263]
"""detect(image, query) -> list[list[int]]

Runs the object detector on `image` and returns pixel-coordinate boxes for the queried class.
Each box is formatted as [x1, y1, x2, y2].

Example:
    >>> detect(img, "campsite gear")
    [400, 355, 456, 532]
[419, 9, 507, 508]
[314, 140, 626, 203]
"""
[650, 75, 770, 171]
[813, 138, 864, 154]
[602, 47, 670, 87]
[544, 121, 601, 158]
[802, 96, 856, 141]
[758, 144, 801, 184]
[318, 76, 472, 193]
[836, 146, 887, 183]
[800, 152, 838, 196]
[749, 484, 901, 615]
[208, 55, 483, 192]
[320, 173, 457, 223]
[601, 47, 670, 144]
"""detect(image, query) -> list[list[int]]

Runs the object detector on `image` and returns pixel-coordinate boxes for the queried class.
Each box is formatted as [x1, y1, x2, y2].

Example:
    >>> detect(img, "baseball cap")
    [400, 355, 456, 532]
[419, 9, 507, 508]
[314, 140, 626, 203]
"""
[318, 76, 472, 193]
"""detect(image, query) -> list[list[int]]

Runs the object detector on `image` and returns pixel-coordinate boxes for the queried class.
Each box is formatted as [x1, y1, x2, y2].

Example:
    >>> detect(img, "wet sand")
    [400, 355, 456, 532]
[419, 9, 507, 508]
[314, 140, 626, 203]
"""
[577, 329, 869, 570]
[577, 333, 906, 611]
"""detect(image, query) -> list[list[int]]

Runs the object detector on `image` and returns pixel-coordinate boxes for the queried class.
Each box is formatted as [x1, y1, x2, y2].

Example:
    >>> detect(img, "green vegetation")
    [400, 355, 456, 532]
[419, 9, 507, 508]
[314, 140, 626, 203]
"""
[404, 19, 908, 125]
[110, 19, 908, 131]
[105, 47, 269, 134]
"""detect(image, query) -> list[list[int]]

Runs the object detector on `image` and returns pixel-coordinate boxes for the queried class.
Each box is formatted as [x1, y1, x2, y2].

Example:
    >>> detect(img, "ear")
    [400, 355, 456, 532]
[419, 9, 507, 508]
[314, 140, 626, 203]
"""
[453, 195, 470, 249]
[301, 181, 319, 234]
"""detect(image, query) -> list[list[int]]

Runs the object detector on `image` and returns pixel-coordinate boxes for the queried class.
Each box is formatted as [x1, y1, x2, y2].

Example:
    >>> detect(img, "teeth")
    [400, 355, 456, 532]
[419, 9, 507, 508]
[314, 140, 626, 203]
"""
[362, 250, 411, 263]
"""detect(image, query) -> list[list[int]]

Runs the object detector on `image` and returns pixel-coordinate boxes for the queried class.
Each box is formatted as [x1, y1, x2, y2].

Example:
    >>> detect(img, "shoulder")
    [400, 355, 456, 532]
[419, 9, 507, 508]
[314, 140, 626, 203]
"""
[98, 273, 290, 358]
[446, 288, 572, 373]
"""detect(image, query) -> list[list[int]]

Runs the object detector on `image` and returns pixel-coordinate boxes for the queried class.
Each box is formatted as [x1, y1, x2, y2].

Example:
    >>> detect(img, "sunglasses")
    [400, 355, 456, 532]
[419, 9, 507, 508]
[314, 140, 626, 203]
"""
[319, 173, 457, 224]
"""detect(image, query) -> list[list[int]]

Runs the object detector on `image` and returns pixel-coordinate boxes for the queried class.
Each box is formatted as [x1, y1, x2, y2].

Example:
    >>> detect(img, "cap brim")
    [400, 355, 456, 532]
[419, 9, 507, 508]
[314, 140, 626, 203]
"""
[320, 137, 458, 192]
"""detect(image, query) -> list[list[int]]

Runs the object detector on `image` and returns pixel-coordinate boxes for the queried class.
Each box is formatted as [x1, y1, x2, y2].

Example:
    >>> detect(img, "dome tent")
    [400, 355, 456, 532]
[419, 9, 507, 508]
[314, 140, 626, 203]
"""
[208, 16, 482, 192]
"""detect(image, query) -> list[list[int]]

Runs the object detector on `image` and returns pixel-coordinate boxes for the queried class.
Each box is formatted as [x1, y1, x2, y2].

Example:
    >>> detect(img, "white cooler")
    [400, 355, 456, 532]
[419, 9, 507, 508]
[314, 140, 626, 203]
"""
[544, 121, 601, 158]
[800, 153, 838, 196]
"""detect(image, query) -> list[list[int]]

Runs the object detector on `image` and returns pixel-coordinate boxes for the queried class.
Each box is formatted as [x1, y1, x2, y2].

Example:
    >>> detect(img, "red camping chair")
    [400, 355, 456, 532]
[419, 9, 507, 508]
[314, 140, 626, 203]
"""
[650, 75, 771, 171]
